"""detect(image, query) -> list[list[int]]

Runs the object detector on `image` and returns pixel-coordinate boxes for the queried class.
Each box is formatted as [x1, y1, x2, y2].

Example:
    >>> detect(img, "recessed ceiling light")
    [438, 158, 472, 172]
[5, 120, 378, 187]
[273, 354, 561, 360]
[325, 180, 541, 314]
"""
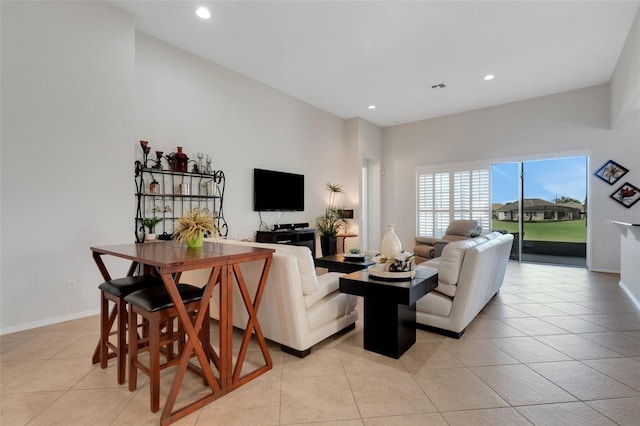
[368, 105, 376, 110]
[484, 74, 495, 81]
[196, 7, 211, 19]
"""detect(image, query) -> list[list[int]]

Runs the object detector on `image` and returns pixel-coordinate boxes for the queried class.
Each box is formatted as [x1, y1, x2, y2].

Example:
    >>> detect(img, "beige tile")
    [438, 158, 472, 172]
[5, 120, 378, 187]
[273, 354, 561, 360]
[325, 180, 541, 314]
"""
[441, 407, 531, 425]
[400, 341, 464, 373]
[0, 334, 85, 361]
[528, 361, 639, 400]
[538, 315, 610, 333]
[196, 374, 281, 426]
[28, 388, 136, 426]
[282, 347, 345, 378]
[586, 397, 640, 426]
[579, 332, 640, 356]
[110, 388, 199, 426]
[583, 358, 640, 391]
[544, 302, 601, 315]
[577, 314, 640, 331]
[535, 334, 624, 359]
[481, 304, 530, 319]
[471, 364, 576, 406]
[441, 339, 519, 367]
[288, 421, 363, 426]
[348, 371, 436, 417]
[0, 391, 63, 426]
[517, 401, 616, 425]
[466, 318, 526, 338]
[489, 337, 571, 363]
[499, 317, 570, 336]
[577, 300, 640, 314]
[0, 359, 94, 393]
[363, 413, 447, 425]
[414, 367, 508, 411]
[336, 344, 408, 376]
[280, 375, 359, 424]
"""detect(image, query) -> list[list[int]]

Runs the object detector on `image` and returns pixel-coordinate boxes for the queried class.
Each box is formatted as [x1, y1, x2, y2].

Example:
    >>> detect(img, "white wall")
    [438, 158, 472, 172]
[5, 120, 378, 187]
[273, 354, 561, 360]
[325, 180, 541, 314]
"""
[134, 33, 349, 242]
[382, 84, 640, 273]
[611, 7, 640, 128]
[1, 1, 135, 333]
[0, 3, 351, 333]
[346, 117, 383, 252]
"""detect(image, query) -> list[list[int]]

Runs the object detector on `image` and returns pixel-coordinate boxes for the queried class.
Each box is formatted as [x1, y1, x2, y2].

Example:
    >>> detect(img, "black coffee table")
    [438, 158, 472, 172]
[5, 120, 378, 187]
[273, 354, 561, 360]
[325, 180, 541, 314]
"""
[339, 269, 438, 358]
[314, 254, 375, 274]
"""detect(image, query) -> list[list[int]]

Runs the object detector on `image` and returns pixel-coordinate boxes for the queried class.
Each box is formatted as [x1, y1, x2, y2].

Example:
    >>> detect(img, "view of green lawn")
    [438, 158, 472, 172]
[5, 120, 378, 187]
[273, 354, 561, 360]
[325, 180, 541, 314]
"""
[492, 219, 587, 243]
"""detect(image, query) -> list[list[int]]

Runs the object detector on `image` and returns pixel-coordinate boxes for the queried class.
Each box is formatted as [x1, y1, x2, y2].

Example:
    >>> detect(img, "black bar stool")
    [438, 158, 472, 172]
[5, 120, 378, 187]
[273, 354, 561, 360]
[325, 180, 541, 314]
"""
[125, 283, 210, 413]
[92, 275, 164, 384]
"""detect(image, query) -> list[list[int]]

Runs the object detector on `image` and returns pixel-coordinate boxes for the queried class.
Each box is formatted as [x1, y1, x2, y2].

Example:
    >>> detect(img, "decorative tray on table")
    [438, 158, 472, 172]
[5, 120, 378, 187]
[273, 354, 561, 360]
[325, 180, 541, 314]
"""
[343, 253, 366, 261]
[368, 266, 415, 282]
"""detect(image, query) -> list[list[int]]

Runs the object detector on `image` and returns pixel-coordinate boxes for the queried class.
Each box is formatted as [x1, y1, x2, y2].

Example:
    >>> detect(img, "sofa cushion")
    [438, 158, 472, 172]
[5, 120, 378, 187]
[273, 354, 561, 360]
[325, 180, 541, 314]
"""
[416, 291, 453, 317]
[303, 272, 341, 308]
[414, 244, 433, 258]
[271, 243, 319, 295]
[445, 219, 479, 236]
[437, 239, 479, 288]
[306, 291, 354, 331]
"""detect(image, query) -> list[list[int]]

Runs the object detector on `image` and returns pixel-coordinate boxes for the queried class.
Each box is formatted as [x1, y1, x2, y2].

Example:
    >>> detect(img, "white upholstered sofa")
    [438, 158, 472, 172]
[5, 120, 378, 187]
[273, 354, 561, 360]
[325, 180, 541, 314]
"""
[414, 232, 514, 338]
[182, 239, 358, 357]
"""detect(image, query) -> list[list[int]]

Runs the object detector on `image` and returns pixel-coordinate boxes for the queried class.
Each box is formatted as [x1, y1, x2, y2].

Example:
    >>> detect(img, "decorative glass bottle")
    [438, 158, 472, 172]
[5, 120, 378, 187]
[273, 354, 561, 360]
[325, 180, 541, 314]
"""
[380, 223, 402, 258]
[172, 146, 188, 173]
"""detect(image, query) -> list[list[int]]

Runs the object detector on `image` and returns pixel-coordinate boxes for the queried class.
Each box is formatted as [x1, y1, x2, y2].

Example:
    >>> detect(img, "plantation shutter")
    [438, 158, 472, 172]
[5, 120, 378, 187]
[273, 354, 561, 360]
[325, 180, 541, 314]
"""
[417, 164, 490, 238]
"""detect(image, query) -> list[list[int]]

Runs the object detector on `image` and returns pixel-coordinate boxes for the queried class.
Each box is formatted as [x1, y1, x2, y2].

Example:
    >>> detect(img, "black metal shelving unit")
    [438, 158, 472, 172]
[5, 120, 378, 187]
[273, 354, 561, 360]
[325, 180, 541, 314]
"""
[134, 161, 228, 242]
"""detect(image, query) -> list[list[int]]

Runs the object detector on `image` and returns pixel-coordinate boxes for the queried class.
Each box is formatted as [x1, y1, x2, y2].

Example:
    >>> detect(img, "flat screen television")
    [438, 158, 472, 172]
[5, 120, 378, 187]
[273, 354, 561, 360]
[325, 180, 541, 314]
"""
[253, 168, 304, 211]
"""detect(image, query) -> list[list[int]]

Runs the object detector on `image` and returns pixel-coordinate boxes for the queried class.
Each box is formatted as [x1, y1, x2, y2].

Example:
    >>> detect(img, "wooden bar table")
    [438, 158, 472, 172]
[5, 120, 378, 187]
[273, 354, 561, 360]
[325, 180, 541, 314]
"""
[90, 241, 274, 425]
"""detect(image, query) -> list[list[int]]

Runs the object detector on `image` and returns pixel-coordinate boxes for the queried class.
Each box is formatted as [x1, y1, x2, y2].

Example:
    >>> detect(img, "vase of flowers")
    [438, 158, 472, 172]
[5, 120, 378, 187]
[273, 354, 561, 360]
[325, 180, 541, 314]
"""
[173, 208, 217, 248]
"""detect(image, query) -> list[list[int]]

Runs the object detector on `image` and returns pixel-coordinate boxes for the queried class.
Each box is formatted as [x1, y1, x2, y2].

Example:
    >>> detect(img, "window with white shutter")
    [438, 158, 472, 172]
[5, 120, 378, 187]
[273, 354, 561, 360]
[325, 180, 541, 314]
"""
[417, 162, 490, 238]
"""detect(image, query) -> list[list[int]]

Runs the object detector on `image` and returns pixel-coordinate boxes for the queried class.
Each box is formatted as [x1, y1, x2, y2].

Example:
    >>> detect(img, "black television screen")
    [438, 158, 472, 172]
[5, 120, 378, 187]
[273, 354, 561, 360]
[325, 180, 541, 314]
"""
[253, 168, 304, 211]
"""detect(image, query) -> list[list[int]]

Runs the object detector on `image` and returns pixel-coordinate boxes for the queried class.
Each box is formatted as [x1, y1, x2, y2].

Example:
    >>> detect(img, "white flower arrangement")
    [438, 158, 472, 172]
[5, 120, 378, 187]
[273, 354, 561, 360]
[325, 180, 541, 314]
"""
[372, 250, 415, 272]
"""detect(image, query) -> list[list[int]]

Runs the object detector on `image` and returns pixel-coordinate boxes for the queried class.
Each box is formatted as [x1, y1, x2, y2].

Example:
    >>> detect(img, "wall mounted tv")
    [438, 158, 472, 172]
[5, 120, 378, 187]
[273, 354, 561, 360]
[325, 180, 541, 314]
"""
[253, 168, 305, 211]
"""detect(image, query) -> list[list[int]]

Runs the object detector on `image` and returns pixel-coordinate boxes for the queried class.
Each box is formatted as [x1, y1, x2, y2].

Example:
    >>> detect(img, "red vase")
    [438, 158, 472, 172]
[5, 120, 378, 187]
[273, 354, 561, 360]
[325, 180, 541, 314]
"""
[172, 146, 188, 173]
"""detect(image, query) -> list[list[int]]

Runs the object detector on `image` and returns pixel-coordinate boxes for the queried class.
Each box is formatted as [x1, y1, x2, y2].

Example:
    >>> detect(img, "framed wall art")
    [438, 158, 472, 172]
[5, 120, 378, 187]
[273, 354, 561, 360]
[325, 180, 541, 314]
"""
[594, 160, 629, 185]
[610, 182, 640, 208]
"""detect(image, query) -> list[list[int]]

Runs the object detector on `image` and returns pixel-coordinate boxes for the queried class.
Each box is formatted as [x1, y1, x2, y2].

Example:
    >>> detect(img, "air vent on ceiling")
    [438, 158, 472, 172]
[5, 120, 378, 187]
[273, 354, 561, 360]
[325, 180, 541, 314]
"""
[431, 83, 446, 89]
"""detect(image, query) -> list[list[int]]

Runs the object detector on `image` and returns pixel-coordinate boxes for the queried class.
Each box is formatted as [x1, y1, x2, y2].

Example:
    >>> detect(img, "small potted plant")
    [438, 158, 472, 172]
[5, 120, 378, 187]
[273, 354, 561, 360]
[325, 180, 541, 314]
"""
[316, 182, 348, 256]
[315, 207, 346, 256]
[173, 208, 217, 248]
[142, 217, 163, 241]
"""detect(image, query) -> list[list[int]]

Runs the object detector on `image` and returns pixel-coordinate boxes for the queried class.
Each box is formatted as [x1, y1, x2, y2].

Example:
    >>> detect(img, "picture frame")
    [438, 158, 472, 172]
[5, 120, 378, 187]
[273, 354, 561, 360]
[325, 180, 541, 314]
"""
[594, 160, 629, 185]
[610, 182, 640, 208]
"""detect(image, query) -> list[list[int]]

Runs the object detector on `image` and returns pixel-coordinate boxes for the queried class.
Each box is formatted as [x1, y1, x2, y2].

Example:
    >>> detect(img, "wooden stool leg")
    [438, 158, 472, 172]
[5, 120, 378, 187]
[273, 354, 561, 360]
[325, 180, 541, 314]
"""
[200, 307, 210, 385]
[117, 298, 128, 384]
[100, 292, 110, 369]
[128, 308, 138, 392]
[149, 314, 161, 413]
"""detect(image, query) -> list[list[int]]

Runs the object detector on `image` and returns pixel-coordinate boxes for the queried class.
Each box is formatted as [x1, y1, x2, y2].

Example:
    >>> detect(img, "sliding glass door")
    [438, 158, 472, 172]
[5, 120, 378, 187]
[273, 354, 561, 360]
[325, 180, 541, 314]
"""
[492, 156, 587, 267]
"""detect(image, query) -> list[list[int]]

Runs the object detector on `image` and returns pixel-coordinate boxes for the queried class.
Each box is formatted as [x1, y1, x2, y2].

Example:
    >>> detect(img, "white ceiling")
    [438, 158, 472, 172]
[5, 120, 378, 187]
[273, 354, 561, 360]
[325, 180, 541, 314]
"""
[111, 0, 639, 127]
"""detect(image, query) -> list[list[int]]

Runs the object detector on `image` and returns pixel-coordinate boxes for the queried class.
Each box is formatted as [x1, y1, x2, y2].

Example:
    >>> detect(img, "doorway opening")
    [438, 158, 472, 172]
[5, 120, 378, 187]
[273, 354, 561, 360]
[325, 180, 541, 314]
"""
[492, 155, 587, 267]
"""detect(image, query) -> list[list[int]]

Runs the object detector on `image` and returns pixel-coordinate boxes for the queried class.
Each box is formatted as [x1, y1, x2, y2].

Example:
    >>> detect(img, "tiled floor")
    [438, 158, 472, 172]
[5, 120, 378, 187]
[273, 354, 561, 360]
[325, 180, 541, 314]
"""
[2, 262, 640, 425]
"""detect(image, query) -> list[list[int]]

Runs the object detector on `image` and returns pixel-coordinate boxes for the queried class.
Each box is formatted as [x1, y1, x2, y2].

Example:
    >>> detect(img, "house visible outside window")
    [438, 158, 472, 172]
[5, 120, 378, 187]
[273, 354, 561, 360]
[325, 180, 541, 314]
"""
[417, 162, 490, 238]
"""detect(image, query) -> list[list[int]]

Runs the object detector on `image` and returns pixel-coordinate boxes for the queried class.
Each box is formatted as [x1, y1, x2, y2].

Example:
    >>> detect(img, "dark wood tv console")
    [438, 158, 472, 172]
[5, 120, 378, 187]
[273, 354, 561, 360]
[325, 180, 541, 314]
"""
[255, 229, 316, 257]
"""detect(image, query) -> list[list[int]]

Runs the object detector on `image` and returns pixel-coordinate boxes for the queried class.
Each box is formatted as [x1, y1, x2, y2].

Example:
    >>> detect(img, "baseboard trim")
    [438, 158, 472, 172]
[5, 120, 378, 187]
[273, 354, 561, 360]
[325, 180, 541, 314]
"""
[416, 323, 465, 339]
[619, 280, 640, 310]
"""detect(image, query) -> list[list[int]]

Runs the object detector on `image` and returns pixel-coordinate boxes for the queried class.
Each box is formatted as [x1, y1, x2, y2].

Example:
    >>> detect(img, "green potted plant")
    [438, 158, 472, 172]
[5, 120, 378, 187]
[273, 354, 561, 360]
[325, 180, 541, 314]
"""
[316, 182, 348, 256]
[142, 216, 163, 241]
[316, 207, 346, 256]
[173, 208, 217, 248]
